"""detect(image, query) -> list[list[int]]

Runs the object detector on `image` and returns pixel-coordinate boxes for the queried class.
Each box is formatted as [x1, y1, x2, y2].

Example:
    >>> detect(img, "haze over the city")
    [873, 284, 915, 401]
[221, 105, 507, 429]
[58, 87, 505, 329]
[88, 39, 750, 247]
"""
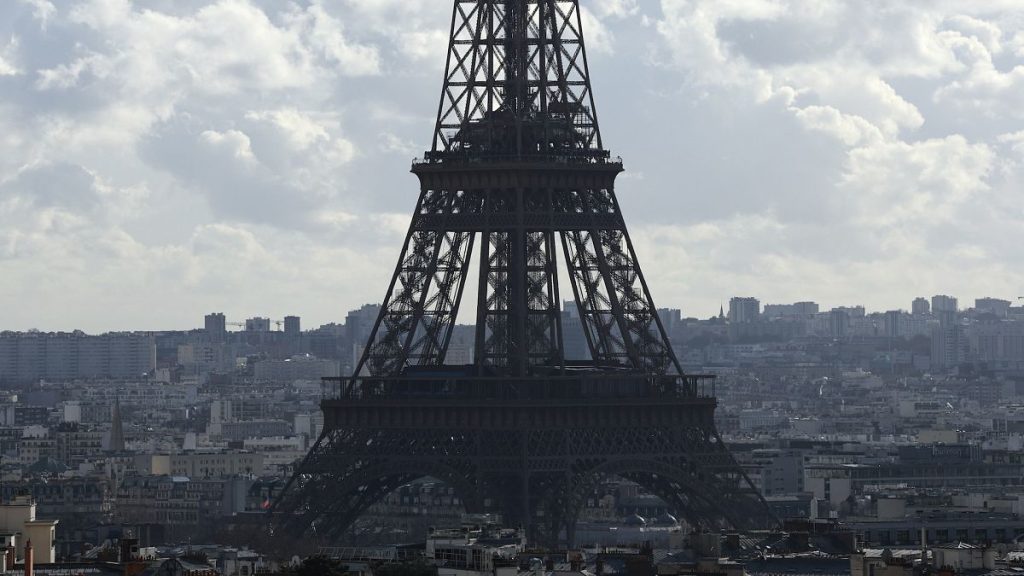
[1, 0, 1022, 332]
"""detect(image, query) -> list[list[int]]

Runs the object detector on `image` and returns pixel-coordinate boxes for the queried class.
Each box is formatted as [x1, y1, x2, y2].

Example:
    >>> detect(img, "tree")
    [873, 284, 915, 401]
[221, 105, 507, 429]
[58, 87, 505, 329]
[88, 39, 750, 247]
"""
[295, 555, 348, 576]
[374, 560, 437, 576]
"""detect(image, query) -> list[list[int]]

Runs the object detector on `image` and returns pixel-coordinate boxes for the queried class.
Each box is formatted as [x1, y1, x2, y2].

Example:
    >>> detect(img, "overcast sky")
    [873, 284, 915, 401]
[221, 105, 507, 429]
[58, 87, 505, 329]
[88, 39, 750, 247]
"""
[1, 0, 1023, 333]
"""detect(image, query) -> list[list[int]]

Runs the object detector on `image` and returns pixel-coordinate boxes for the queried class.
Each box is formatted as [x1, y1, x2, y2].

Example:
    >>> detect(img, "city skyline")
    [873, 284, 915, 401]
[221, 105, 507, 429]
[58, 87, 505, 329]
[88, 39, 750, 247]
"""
[1, 1, 1022, 332]
[5, 291, 1024, 335]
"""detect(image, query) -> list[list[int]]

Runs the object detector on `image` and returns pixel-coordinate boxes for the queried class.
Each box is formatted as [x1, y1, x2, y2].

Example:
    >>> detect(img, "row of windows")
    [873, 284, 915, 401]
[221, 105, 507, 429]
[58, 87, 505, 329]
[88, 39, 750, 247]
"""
[862, 526, 1024, 545]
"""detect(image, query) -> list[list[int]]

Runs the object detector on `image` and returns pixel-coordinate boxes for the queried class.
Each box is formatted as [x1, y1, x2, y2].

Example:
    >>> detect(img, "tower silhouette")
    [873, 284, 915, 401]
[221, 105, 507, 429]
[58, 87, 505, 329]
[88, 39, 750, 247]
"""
[274, 0, 772, 545]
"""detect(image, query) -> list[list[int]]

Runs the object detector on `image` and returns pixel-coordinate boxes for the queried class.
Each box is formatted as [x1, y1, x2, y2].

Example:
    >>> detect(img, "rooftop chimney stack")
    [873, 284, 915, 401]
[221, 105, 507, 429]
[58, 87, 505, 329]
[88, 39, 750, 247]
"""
[24, 539, 33, 576]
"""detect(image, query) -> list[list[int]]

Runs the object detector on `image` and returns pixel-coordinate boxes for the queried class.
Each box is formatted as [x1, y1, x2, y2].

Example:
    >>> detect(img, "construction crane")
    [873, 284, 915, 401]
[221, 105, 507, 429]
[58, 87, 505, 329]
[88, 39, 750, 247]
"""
[226, 319, 286, 331]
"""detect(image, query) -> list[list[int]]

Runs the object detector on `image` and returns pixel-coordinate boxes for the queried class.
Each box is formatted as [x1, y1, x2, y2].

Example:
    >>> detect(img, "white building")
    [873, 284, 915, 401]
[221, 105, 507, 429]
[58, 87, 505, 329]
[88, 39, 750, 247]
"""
[0, 495, 58, 564]
[0, 332, 156, 381]
[426, 526, 523, 576]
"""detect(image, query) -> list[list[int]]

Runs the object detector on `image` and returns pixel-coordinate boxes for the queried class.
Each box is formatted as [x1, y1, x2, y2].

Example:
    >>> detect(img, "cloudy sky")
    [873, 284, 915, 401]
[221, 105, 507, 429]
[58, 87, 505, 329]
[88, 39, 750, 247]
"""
[1, 0, 1022, 333]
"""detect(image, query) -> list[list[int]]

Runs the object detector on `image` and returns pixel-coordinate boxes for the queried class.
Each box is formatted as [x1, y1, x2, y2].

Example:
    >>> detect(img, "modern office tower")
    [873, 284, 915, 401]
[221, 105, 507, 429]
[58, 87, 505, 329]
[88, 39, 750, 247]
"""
[344, 304, 380, 346]
[204, 313, 227, 340]
[245, 317, 271, 332]
[283, 316, 301, 336]
[793, 301, 820, 316]
[976, 298, 1011, 317]
[932, 295, 958, 314]
[931, 322, 962, 371]
[830, 309, 850, 338]
[912, 297, 930, 316]
[884, 310, 903, 338]
[729, 297, 761, 324]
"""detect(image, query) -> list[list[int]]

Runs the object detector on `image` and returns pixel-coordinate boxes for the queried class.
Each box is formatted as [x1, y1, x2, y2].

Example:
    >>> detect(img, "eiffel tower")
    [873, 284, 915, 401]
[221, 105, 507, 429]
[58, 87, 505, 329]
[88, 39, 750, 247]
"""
[274, 0, 773, 546]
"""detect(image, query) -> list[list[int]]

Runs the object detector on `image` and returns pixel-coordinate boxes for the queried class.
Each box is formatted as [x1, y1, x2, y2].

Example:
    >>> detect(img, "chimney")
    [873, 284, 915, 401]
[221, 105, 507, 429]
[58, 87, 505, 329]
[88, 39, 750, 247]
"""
[567, 550, 584, 572]
[5, 545, 14, 571]
[120, 538, 140, 563]
[24, 539, 33, 576]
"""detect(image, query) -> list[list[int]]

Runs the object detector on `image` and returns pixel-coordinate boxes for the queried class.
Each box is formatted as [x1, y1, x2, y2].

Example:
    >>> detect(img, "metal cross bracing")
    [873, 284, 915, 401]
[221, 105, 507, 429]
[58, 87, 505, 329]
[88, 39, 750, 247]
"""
[274, 398, 774, 545]
[352, 179, 678, 379]
[361, 191, 475, 377]
[430, 0, 604, 161]
[273, 0, 775, 548]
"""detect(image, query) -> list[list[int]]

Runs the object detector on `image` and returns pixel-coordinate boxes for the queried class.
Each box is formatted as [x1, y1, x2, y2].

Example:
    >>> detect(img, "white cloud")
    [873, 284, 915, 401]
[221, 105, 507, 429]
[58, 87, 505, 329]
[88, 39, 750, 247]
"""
[199, 129, 257, 162]
[53, 0, 379, 102]
[291, 4, 381, 75]
[999, 130, 1024, 156]
[581, 7, 616, 55]
[35, 51, 111, 90]
[934, 63, 1024, 120]
[244, 109, 335, 152]
[1013, 31, 1024, 57]
[18, 0, 56, 28]
[326, 0, 449, 62]
[378, 132, 418, 157]
[641, 0, 1024, 313]
[1, 0, 1023, 330]
[792, 106, 884, 147]
[594, 0, 640, 19]
[838, 135, 994, 228]
[943, 15, 1004, 55]
[0, 37, 20, 76]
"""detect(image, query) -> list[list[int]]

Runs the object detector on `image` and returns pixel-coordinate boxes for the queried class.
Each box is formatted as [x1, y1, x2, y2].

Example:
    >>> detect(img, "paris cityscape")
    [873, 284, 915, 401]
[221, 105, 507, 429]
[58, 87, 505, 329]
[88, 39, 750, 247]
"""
[2, 295, 1024, 575]
[2, 0, 1024, 576]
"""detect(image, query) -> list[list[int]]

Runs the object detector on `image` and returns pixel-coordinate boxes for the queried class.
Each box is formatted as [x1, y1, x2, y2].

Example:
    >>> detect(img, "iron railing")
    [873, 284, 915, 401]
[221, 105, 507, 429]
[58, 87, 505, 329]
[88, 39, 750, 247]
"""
[413, 153, 623, 167]
[317, 546, 422, 562]
[322, 372, 715, 403]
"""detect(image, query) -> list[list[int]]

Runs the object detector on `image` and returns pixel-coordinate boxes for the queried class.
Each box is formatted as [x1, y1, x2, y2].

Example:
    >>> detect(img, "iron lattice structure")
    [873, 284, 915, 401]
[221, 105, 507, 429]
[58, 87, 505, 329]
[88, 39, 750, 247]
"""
[274, 0, 773, 546]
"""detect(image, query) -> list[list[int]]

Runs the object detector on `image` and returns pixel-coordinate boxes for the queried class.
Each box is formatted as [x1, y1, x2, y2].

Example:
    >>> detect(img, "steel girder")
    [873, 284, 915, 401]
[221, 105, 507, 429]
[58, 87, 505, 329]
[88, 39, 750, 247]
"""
[432, 0, 602, 156]
[273, 416, 771, 547]
[355, 188, 474, 377]
[355, 184, 679, 378]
